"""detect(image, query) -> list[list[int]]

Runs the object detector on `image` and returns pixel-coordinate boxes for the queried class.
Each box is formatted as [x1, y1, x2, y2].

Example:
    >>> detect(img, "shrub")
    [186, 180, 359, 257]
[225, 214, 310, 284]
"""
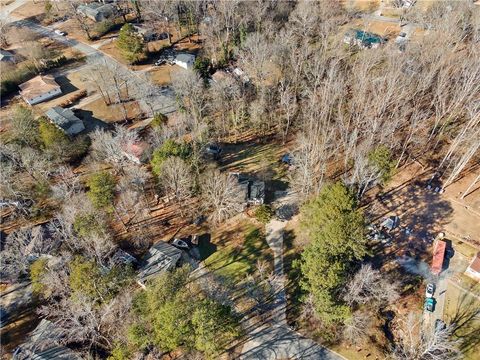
[38, 117, 69, 149]
[30, 258, 48, 295]
[151, 112, 168, 128]
[116, 23, 146, 64]
[86, 171, 116, 209]
[193, 57, 211, 80]
[95, 20, 115, 37]
[73, 213, 106, 237]
[254, 205, 274, 224]
[151, 140, 191, 176]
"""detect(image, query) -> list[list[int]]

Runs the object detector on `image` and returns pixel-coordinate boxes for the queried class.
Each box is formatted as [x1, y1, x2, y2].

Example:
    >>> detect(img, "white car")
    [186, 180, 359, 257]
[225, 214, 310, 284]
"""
[54, 29, 66, 36]
[426, 283, 435, 298]
[172, 238, 189, 250]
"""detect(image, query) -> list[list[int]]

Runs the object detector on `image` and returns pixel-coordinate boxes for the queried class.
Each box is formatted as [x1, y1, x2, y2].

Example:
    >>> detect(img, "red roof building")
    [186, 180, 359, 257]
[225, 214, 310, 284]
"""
[431, 240, 446, 275]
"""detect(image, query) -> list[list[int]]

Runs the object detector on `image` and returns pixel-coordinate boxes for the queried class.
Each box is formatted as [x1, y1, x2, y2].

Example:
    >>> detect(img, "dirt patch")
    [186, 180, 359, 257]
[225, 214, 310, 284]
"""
[342, 0, 380, 13]
[147, 64, 181, 86]
[10, 0, 46, 20]
[348, 18, 401, 38]
[79, 97, 144, 124]
[99, 39, 129, 65]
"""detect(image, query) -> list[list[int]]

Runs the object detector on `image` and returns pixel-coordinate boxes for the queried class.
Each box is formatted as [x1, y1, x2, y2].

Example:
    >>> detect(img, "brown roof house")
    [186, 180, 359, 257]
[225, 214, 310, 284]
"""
[465, 252, 480, 282]
[19, 75, 62, 105]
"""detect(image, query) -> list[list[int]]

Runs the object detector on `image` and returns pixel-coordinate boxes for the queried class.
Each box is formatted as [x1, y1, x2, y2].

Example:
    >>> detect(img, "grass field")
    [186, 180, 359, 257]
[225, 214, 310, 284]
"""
[444, 281, 480, 360]
[204, 223, 272, 284]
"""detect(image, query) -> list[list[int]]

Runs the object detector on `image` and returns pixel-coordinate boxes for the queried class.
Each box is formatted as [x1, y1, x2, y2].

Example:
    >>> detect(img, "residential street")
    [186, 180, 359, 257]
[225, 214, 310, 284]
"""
[2, 2, 177, 115]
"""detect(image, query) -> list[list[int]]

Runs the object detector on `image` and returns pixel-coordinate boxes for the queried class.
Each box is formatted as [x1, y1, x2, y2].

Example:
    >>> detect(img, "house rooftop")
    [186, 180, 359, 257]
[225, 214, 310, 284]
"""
[469, 253, 480, 273]
[13, 319, 82, 360]
[45, 107, 85, 136]
[176, 53, 195, 63]
[137, 242, 182, 283]
[19, 75, 60, 100]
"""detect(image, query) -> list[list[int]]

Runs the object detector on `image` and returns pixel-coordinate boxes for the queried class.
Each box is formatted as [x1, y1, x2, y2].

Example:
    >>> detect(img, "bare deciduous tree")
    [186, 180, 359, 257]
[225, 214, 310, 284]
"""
[200, 169, 244, 224]
[0, 227, 56, 282]
[391, 312, 461, 360]
[158, 156, 193, 201]
[342, 311, 373, 346]
[344, 264, 399, 306]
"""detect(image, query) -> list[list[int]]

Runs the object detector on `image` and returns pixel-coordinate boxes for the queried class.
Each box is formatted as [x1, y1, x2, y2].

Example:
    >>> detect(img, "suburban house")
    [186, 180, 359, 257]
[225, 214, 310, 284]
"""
[132, 24, 168, 42]
[0, 49, 15, 62]
[465, 252, 480, 281]
[19, 75, 62, 105]
[13, 319, 81, 360]
[174, 53, 196, 70]
[344, 29, 385, 49]
[45, 106, 85, 136]
[137, 242, 182, 288]
[77, 2, 116, 22]
[230, 173, 265, 206]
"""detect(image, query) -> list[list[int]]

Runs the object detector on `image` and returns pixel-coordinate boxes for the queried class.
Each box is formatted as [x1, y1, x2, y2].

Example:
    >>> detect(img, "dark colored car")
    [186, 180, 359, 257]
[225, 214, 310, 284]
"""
[424, 298, 435, 312]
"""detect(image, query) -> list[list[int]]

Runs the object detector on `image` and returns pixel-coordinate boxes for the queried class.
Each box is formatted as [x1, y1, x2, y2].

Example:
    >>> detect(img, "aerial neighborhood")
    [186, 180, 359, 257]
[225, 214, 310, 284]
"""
[0, 1, 479, 360]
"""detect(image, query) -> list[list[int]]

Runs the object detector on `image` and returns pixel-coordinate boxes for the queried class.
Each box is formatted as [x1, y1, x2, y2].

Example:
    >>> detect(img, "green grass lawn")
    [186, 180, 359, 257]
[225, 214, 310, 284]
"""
[204, 226, 272, 283]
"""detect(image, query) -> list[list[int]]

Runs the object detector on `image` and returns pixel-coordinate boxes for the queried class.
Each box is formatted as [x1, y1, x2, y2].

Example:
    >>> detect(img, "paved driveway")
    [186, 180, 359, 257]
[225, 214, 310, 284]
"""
[240, 324, 344, 360]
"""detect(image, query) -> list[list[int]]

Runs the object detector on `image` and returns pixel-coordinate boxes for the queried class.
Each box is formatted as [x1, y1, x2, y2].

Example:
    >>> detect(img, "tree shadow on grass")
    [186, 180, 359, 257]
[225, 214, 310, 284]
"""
[446, 292, 480, 355]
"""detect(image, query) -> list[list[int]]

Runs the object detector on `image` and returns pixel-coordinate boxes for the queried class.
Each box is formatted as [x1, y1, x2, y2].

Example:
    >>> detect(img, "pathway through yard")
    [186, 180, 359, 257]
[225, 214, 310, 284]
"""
[239, 218, 345, 360]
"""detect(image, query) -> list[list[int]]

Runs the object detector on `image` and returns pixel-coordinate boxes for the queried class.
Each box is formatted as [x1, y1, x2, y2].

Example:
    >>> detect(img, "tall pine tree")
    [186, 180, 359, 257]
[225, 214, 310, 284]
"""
[299, 182, 367, 325]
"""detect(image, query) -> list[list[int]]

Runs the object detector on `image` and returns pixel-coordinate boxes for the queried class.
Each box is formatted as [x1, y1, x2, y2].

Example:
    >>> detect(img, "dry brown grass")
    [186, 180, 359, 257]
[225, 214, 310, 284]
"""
[342, 0, 381, 12]
[80, 97, 143, 123]
[349, 18, 401, 38]
[10, 0, 46, 20]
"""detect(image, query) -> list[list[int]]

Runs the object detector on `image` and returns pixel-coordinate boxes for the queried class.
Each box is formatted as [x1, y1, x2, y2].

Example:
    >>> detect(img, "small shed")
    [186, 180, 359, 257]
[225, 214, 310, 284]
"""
[122, 141, 150, 164]
[175, 53, 196, 70]
[137, 242, 182, 287]
[45, 107, 85, 136]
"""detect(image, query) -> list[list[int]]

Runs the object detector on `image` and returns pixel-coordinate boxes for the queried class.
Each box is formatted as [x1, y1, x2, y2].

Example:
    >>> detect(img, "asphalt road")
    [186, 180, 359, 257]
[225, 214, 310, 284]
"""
[2, 2, 177, 115]
[240, 324, 345, 360]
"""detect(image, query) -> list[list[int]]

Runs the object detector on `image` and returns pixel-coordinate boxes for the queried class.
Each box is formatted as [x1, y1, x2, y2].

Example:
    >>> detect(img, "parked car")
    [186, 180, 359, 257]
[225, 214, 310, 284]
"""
[435, 319, 446, 331]
[172, 238, 189, 250]
[381, 216, 400, 232]
[54, 29, 66, 36]
[424, 298, 435, 312]
[425, 283, 435, 298]
[204, 144, 222, 159]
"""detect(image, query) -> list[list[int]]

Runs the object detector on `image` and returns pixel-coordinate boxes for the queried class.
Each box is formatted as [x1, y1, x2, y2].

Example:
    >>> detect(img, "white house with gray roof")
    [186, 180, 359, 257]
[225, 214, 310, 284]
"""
[45, 107, 85, 136]
[174, 53, 196, 70]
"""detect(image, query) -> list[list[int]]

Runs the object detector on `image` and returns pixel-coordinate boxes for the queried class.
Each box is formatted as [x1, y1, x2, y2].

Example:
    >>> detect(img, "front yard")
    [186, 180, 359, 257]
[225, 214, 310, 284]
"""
[204, 219, 273, 284]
